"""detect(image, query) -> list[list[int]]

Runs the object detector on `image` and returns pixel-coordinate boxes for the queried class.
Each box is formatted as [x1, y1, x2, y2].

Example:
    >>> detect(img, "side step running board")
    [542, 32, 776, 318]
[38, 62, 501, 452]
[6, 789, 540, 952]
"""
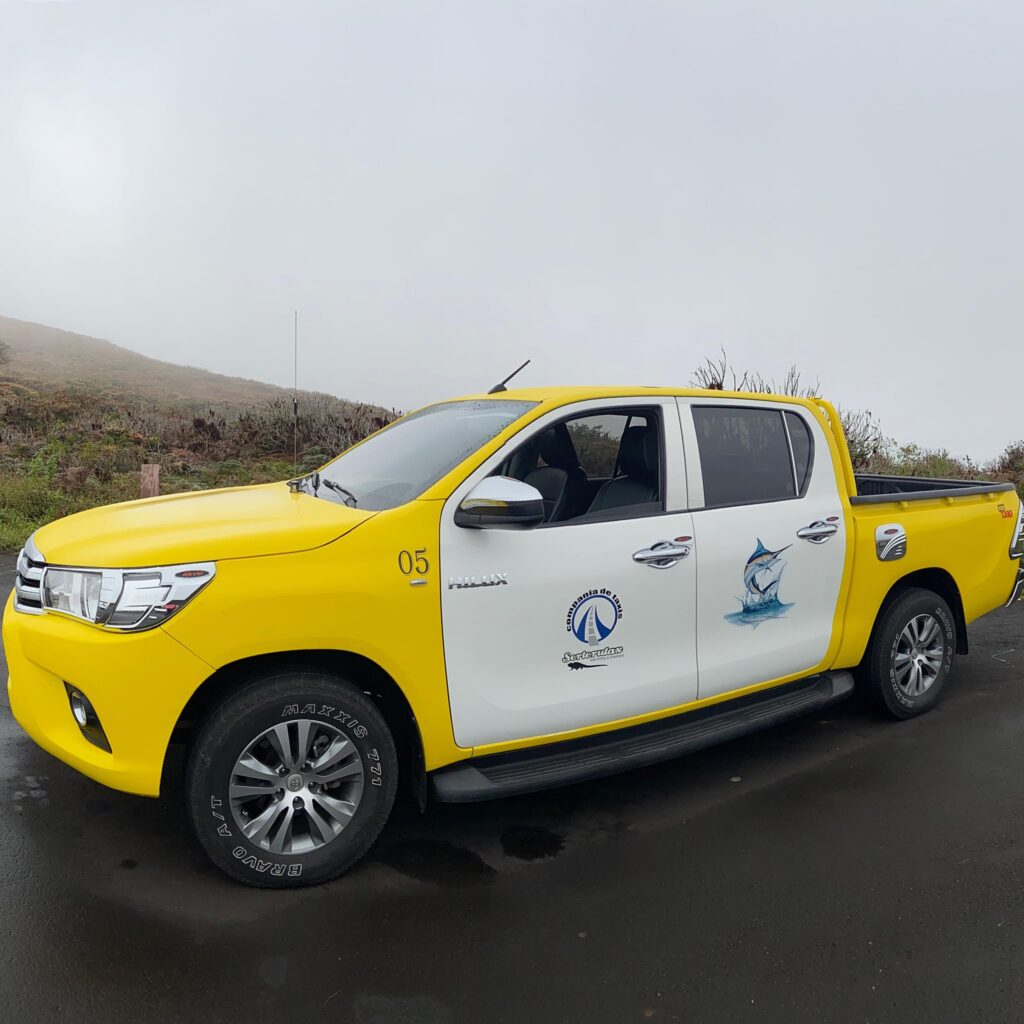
[430, 672, 855, 803]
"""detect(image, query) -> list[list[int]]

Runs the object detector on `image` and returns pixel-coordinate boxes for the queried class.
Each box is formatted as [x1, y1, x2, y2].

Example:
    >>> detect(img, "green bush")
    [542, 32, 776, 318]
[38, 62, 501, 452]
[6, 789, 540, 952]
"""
[26, 440, 66, 483]
[0, 384, 399, 549]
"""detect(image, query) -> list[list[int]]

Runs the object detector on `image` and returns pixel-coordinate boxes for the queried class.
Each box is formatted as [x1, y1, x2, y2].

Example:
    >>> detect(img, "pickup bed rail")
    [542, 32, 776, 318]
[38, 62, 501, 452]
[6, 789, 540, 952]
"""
[851, 474, 1015, 506]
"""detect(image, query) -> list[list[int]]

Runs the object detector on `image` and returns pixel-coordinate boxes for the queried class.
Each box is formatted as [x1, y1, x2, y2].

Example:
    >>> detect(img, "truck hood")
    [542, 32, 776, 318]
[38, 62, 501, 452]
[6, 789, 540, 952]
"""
[32, 483, 374, 568]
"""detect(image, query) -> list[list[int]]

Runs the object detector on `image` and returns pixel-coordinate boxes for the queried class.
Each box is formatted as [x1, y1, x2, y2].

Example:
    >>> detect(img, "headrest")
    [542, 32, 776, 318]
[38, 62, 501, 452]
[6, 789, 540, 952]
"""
[537, 424, 580, 472]
[619, 425, 658, 478]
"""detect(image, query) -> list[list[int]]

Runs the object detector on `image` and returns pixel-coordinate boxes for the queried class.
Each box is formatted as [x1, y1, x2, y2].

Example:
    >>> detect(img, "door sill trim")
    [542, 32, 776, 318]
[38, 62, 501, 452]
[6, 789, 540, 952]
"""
[429, 671, 855, 803]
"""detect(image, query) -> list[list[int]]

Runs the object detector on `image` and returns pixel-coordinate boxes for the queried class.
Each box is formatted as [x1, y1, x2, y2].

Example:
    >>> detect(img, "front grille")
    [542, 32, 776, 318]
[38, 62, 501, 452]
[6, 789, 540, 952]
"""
[14, 545, 45, 613]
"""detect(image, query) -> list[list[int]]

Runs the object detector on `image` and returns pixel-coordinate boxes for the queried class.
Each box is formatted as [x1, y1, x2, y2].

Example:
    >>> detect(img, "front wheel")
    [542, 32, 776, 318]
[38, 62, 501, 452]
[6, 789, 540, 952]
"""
[863, 587, 956, 720]
[186, 672, 398, 887]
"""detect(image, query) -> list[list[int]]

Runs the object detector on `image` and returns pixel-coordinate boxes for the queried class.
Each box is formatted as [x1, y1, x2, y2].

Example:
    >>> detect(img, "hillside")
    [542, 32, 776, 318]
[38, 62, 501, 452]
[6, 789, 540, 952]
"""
[0, 315, 398, 549]
[0, 314, 298, 405]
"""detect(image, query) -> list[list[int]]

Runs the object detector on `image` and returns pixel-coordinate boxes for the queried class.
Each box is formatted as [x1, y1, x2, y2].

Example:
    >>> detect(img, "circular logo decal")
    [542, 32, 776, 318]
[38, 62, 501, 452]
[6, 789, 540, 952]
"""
[570, 593, 620, 645]
[285, 774, 304, 793]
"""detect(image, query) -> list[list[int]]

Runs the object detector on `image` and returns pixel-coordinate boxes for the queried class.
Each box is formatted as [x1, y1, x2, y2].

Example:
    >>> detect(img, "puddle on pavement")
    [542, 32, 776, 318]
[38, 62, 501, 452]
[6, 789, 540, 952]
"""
[500, 825, 565, 861]
[372, 838, 497, 885]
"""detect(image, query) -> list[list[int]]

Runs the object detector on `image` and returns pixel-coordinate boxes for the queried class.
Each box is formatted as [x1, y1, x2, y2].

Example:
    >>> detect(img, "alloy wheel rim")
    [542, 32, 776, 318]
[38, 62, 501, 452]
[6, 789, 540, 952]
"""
[229, 719, 364, 855]
[894, 614, 944, 697]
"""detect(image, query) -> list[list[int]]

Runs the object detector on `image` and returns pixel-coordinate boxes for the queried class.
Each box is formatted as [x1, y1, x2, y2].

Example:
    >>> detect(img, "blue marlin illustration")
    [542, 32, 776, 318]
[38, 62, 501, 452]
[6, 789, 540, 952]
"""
[723, 538, 795, 627]
[743, 538, 791, 600]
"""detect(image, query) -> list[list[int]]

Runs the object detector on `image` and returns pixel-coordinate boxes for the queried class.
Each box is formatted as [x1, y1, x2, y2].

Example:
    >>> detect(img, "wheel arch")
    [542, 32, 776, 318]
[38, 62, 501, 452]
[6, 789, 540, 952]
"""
[869, 567, 969, 657]
[167, 650, 426, 805]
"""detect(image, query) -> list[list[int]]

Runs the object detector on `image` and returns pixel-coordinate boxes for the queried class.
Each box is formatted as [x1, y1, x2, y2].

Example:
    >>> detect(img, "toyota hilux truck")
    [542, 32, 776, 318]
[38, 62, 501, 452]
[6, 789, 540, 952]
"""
[5, 387, 1023, 886]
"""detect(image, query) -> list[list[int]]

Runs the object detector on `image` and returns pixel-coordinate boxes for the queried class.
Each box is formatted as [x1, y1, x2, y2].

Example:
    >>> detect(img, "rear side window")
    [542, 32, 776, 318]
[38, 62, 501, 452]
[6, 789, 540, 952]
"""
[785, 411, 814, 495]
[692, 406, 797, 508]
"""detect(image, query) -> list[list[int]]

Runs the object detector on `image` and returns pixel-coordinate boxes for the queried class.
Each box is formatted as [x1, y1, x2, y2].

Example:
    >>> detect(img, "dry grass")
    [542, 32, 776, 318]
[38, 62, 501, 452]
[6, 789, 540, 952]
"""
[0, 314, 341, 406]
[0, 320, 398, 548]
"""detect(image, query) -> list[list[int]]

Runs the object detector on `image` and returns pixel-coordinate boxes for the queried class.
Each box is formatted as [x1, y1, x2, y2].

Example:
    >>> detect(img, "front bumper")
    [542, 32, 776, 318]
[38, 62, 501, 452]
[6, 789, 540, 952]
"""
[3, 591, 212, 796]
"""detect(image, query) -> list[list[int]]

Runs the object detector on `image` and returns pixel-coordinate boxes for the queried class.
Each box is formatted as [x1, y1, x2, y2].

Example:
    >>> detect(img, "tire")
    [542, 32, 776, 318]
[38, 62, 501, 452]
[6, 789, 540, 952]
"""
[186, 671, 398, 888]
[863, 588, 957, 720]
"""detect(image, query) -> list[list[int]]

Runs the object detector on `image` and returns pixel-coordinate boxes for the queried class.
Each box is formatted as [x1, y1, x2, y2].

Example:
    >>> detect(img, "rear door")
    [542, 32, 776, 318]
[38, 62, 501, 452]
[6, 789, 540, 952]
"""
[679, 399, 848, 699]
[440, 398, 699, 748]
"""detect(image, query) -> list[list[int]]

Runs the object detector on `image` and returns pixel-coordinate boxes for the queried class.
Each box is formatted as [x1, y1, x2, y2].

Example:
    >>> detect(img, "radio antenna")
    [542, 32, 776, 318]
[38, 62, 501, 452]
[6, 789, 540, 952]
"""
[487, 358, 531, 394]
[292, 310, 299, 475]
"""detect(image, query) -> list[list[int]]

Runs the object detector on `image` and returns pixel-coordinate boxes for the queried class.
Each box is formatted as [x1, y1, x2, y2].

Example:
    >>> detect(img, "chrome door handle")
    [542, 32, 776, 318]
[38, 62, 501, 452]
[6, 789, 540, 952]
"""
[633, 539, 691, 569]
[796, 521, 839, 544]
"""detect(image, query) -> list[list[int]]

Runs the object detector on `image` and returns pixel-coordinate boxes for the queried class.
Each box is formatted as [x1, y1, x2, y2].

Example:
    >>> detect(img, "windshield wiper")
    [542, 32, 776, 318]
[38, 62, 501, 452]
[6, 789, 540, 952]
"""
[316, 476, 359, 507]
[288, 470, 358, 507]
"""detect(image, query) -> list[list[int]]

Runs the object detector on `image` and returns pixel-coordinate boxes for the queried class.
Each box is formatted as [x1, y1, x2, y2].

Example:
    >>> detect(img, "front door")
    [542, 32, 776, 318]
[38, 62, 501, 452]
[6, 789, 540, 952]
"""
[440, 399, 699, 749]
[681, 399, 848, 699]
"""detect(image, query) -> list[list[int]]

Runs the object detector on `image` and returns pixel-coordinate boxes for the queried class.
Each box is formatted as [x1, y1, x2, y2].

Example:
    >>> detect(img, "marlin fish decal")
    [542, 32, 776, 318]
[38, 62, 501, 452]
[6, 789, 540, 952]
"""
[725, 538, 794, 627]
[743, 539, 790, 598]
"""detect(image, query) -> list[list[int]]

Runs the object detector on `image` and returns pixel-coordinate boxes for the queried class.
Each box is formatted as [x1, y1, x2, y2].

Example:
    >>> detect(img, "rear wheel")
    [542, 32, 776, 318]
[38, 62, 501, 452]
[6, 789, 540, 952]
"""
[863, 588, 956, 719]
[186, 672, 398, 887]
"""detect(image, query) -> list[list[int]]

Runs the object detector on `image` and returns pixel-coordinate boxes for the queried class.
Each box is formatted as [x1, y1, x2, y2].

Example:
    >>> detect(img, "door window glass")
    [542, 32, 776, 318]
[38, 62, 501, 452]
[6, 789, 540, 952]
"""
[500, 408, 663, 523]
[785, 411, 814, 495]
[692, 406, 797, 507]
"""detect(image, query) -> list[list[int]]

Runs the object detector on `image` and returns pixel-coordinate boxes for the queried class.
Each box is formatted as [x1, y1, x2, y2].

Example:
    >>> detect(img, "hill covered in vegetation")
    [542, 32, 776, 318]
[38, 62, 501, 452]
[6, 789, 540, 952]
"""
[0, 317, 397, 548]
[0, 315, 291, 405]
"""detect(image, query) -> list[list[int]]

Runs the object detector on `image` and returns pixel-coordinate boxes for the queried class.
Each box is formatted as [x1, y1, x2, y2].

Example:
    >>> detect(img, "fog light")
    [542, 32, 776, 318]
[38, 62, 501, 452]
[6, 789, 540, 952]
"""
[69, 691, 89, 727]
[63, 683, 112, 753]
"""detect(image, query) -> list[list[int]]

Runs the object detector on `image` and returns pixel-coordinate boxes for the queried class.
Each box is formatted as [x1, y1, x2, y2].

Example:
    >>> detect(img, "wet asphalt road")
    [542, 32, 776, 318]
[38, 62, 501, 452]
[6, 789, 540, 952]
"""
[2, 553, 1024, 1024]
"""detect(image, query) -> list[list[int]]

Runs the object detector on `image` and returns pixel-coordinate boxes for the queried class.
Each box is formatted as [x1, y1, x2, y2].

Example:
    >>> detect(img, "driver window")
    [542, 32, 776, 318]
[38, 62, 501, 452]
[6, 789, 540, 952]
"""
[498, 408, 663, 524]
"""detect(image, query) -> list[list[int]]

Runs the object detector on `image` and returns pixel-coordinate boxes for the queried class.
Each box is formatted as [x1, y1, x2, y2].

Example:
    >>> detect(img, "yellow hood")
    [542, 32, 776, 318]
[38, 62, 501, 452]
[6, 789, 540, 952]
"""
[33, 483, 374, 567]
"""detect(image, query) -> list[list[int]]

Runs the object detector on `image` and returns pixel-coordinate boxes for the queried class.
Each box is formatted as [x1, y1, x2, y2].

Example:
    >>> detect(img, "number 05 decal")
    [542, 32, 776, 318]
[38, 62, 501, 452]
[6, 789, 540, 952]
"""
[398, 549, 429, 576]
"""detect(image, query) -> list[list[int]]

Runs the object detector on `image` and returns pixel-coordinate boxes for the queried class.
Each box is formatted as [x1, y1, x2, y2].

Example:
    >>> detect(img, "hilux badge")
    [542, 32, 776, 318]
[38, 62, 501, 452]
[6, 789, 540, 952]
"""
[448, 574, 508, 590]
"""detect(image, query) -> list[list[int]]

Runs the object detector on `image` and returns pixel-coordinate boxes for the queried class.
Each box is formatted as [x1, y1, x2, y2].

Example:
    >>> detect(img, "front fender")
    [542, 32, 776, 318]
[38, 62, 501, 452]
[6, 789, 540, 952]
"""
[163, 503, 466, 770]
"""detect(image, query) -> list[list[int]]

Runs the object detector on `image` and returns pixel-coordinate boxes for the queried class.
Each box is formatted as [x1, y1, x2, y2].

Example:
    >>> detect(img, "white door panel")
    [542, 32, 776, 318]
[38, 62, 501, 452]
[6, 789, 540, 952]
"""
[691, 502, 844, 696]
[440, 397, 697, 749]
[683, 400, 847, 699]
[442, 515, 698, 746]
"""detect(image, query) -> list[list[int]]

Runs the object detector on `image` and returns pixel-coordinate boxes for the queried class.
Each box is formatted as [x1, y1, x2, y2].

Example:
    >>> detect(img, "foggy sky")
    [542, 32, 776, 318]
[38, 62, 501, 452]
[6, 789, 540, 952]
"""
[1, 1, 1021, 459]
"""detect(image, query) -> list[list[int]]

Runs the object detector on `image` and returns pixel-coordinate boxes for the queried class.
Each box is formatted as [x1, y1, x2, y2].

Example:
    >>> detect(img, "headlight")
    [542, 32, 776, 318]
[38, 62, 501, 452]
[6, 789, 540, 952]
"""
[41, 562, 215, 632]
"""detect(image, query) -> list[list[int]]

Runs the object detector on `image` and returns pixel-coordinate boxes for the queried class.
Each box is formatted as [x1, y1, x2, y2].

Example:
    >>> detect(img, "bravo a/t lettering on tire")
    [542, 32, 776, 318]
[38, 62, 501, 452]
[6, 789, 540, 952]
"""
[187, 672, 398, 888]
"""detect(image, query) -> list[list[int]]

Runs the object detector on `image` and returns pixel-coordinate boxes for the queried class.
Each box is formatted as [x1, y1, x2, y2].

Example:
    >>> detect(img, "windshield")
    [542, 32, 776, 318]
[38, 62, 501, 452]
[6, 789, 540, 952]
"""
[311, 399, 537, 510]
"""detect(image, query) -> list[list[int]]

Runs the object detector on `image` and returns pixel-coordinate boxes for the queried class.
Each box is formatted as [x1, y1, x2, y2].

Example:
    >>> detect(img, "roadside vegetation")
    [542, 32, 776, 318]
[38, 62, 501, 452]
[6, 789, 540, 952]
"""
[0, 336, 396, 549]
[0, 335, 1020, 551]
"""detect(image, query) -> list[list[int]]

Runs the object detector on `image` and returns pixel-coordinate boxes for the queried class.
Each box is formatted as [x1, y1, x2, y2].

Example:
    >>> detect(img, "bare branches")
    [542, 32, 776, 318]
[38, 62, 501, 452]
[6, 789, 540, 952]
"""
[689, 350, 879, 468]
[690, 350, 734, 391]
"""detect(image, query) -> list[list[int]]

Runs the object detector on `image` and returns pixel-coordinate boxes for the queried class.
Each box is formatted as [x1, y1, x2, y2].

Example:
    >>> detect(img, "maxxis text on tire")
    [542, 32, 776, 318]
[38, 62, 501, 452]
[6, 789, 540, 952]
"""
[186, 672, 398, 888]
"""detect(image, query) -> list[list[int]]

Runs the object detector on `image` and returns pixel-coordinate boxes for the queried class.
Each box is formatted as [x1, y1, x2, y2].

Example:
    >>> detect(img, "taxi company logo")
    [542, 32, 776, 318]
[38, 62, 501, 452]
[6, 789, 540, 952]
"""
[566, 589, 623, 645]
[562, 645, 623, 666]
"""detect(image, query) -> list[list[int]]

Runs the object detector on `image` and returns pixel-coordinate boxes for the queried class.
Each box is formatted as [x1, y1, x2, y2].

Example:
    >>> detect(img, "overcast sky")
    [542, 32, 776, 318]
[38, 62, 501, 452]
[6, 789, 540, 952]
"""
[1, 1, 1021, 459]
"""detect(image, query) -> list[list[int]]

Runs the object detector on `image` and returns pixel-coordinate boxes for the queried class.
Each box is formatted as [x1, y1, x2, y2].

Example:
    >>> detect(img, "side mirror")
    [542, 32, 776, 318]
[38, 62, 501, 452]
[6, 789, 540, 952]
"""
[454, 476, 545, 529]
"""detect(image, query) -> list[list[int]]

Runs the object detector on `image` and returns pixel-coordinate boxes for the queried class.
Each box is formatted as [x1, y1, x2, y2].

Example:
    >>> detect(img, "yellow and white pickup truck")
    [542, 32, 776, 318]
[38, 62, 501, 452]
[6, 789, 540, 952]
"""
[5, 386, 1023, 886]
